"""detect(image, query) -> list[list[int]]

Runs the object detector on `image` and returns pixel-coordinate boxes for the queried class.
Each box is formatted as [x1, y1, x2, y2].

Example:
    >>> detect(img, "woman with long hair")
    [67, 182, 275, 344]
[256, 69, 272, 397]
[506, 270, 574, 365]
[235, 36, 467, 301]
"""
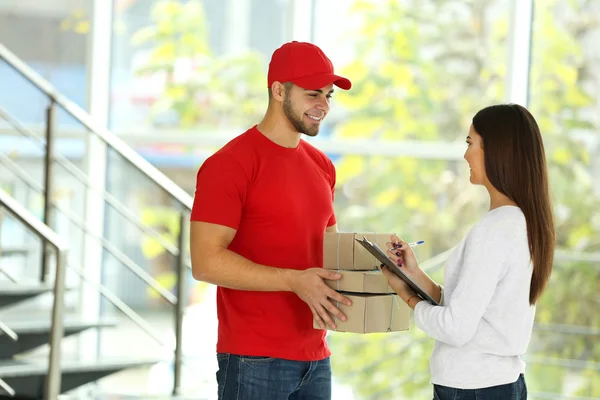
[382, 104, 555, 399]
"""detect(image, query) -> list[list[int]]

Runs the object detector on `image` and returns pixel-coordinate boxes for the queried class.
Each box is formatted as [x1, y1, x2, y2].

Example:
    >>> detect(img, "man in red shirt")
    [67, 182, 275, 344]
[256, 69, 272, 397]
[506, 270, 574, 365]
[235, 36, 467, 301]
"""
[190, 41, 353, 400]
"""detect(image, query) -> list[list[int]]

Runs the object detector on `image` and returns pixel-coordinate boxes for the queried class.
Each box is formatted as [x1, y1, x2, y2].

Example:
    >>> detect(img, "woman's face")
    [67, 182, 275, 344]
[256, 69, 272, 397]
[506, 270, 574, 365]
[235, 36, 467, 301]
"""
[464, 124, 487, 185]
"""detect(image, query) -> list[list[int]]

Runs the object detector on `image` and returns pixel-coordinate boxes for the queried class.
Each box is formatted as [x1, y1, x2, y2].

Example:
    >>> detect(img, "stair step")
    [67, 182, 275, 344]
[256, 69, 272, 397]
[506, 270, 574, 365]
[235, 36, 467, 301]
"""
[0, 318, 118, 358]
[0, 356, 159, 377]
[91, 394, 206, 400]
[0, 283, 52, 295]
[0, 266, 19, 283]
[0, 357, 160, 399]
[0, 246, 36, 257]
[0, 283, 52, 308]
[3, 318, 117, 335]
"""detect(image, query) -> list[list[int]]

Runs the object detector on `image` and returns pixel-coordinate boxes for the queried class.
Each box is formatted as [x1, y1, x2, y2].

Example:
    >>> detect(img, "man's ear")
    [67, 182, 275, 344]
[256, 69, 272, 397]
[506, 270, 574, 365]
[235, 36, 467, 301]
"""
[271, 81, 286, 102]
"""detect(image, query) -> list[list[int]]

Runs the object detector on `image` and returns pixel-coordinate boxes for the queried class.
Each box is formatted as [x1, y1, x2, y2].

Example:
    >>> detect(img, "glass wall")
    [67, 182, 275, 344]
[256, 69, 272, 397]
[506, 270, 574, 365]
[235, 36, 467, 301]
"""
[525, 0, 600, 396]
[0, 0, 94, 288]
[109, 0, 287, 133]
[0, 0, 92, 118]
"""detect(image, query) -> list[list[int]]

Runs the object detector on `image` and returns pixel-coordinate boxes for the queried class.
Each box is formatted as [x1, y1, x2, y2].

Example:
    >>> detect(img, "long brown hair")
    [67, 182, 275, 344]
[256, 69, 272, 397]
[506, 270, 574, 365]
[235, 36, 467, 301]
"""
[472, 104, 555, 305]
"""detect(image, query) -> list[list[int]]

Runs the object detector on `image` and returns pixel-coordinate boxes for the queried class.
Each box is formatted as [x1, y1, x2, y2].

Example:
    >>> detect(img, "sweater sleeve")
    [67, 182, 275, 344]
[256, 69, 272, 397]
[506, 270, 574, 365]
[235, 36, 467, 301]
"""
[414, 219, 514, 347]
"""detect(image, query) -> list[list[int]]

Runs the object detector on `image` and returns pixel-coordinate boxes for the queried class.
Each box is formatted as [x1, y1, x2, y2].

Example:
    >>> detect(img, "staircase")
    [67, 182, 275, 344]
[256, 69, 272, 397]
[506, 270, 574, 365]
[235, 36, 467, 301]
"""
[0, 42, 194, 399]
[0, 187, 162, 400]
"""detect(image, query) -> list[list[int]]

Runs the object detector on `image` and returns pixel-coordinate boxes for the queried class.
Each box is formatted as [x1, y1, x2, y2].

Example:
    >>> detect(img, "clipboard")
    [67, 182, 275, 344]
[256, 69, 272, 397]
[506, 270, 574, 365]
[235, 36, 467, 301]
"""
[354, 236, 439, 305]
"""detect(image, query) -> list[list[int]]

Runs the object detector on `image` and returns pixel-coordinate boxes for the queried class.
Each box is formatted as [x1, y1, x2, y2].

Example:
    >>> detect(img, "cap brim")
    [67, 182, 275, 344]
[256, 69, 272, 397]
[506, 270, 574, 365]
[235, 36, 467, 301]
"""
[291, 73, 352, 91]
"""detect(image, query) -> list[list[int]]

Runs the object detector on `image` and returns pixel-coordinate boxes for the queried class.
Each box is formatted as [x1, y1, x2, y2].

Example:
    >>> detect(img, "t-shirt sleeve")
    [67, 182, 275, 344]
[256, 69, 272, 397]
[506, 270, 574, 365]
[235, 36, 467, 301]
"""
[190, 153, 248, 230]
[327, 158, 337, 227]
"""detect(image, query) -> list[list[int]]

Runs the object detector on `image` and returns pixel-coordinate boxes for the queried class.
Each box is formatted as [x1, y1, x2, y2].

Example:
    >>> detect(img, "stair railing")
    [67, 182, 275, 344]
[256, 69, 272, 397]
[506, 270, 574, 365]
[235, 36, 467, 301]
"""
[0, 188, 67, 400]
[0, 377, 15, 397]
[0, 147, 179, 348]
[0, 42, 191, 394]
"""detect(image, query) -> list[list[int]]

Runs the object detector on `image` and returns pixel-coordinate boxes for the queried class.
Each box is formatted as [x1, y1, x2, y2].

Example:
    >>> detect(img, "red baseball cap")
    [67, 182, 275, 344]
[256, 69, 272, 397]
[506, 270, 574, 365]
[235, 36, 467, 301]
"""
[267, 41, 352, 91]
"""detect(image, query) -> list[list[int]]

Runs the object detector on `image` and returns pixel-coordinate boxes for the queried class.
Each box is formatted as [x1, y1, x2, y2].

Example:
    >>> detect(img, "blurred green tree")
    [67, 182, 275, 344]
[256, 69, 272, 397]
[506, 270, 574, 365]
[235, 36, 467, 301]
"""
[131, 0, 266, 129]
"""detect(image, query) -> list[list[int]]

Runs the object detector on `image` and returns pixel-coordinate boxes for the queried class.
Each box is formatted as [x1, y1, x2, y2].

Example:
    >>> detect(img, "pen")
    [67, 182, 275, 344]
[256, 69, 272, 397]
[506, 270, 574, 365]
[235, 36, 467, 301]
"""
[393, 240, 425, 248]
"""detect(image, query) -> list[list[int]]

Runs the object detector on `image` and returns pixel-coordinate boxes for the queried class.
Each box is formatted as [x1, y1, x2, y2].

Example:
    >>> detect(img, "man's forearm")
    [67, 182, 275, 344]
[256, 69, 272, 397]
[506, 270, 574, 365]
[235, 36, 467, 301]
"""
[192, 247, 296, 292]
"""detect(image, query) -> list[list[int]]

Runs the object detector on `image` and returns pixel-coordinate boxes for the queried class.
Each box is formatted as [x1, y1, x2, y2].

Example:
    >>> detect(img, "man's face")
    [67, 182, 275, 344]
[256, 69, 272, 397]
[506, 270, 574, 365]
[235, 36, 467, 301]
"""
[282, 83, 334, 137]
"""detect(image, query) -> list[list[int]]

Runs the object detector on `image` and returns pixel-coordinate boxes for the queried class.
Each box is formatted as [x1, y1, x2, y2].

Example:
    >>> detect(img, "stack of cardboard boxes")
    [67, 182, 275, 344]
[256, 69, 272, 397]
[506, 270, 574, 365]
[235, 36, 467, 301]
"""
[315, 232, 410, 333]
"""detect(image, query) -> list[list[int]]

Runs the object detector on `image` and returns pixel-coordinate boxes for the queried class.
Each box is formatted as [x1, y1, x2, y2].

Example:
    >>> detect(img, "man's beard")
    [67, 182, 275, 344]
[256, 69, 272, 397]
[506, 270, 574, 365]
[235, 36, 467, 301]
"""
[283, 94, 320, 137]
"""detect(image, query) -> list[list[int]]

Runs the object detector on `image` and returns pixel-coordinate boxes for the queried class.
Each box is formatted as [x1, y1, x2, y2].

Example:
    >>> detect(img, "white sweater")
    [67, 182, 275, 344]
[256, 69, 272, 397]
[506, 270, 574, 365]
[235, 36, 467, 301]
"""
[414, 206, 535, 389]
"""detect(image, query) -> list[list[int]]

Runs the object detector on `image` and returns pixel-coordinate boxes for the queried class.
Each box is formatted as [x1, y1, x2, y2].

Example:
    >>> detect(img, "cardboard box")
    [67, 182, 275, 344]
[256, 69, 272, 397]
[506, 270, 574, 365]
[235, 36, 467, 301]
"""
[325, 270, 395, 294]
[314, 294, 410, 333]
[324, 232, 393, 271]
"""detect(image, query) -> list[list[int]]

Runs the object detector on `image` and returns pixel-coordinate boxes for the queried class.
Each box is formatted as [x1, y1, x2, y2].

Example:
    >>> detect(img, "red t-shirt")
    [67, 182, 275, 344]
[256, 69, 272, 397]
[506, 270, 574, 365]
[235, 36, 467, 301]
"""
[190, 126, 336, 361]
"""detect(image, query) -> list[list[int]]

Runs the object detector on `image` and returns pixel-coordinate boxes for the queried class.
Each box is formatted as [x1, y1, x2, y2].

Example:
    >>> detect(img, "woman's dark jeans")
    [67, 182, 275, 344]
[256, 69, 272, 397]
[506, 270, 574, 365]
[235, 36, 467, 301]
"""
[433, 374, 527, 400]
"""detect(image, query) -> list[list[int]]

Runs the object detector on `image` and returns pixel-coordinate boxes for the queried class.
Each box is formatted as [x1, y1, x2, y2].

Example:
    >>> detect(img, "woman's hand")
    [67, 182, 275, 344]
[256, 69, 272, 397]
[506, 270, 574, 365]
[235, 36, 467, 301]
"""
[381, 266, 421, 309]
[381, 234, 425, 309]
[385, 234, 423, 279]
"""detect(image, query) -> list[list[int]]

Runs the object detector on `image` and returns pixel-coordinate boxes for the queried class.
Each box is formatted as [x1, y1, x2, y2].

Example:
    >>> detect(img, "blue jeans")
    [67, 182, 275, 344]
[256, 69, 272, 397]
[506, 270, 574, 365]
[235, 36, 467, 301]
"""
[216, 353, 331, 400]
[433, 374, 527, 400]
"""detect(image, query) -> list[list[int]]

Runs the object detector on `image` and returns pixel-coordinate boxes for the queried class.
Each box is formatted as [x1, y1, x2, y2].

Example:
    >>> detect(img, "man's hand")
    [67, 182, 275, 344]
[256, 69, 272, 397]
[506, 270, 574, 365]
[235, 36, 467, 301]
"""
[287, 268, 352, 330]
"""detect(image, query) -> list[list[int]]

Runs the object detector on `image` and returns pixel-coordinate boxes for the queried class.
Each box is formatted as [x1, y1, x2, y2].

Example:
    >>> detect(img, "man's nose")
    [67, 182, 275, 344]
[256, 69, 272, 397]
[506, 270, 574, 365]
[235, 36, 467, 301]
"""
[317, 96, 330, 112]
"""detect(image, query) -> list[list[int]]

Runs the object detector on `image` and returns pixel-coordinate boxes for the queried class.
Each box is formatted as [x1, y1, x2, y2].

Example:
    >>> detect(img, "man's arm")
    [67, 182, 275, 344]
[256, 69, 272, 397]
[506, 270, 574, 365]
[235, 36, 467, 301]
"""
[325, 223, 338, 233]
[190, 221, 290, 290]
[190, 220, 352, 328]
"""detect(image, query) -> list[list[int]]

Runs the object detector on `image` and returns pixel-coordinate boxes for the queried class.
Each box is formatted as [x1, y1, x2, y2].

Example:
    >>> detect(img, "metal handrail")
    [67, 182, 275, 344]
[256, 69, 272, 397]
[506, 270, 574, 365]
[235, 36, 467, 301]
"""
[0, 267, 18, 283]
[555, 249, 600, 263]
[417, 246, 600, 273]
[0, 153, 41, 196]
[523, 356, 600, 371]
[0, 318, 18, 341]
[173, 212, 188, 395]
[65, 262, 168, 347]
[0, 107, 182, 258]
[0, 378, 15, 397]
[1, 42, 190, 393]
[1, 42, 190, 395]
[0, 189, 175, 395]
[0, 189, 66, 400]
[0, 43, 193, 211]
[55, 202, 178, 304]
[0, 153, 178, 304]
[0, 190, 171, 345]
[533, 322, 600, 336]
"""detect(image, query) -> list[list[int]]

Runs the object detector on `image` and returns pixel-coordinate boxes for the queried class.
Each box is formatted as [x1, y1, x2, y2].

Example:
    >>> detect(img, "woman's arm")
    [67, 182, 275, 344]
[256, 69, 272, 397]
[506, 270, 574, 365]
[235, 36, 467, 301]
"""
[413, 222, 513, 347]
